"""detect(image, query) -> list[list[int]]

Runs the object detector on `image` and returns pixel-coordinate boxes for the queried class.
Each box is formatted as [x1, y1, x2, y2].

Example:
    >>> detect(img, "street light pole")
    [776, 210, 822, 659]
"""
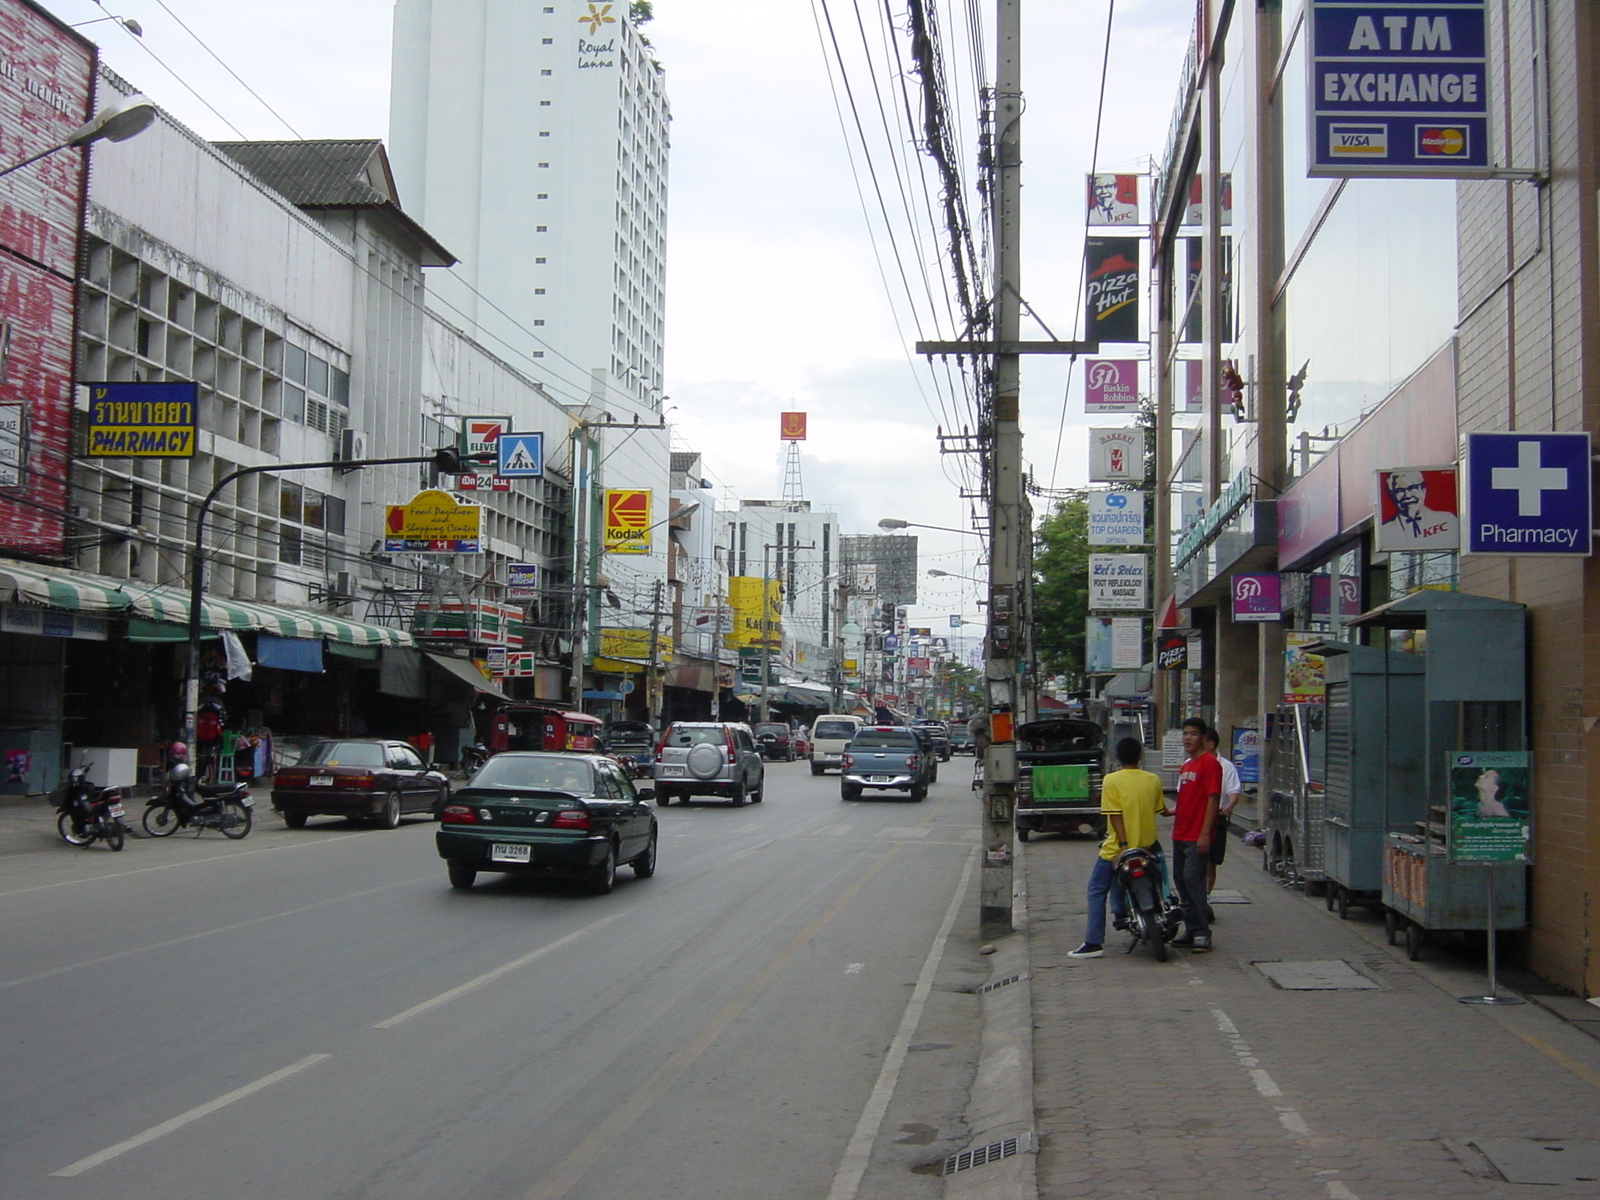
[184, 448, 488, 745]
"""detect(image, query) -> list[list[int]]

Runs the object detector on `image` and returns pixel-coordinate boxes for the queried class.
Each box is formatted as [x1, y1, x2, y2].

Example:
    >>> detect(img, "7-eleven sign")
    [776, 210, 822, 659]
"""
[461, 416, 509, 458]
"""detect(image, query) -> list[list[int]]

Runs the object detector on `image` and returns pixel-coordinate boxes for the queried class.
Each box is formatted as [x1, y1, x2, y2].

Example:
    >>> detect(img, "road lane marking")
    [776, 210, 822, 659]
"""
[375, 908, 634, 1028]
[845, 962, 864, 974]
[519, 846, 905, 1200]
[0, 877, 428, 992]
[0, 830, 375, 899]
[826, 847, 977, 1200]
[51, 1053, 330, 1177]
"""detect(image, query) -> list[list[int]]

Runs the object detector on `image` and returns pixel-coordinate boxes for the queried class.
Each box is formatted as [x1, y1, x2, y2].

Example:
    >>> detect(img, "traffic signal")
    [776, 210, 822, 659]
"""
[432, 447, 465, 474]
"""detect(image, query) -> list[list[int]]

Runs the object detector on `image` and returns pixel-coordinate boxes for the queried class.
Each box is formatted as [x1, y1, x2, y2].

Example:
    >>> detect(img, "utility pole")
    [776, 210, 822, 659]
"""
[914, 0, 1097, 936]
[645, 578, 665, 728]
[831, 579, 849, 711]
[978, 0, 1025, 938]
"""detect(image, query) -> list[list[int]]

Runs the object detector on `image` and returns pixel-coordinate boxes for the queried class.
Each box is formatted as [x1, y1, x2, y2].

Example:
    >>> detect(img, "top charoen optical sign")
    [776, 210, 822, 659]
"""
[1307, 1, 1491, 178]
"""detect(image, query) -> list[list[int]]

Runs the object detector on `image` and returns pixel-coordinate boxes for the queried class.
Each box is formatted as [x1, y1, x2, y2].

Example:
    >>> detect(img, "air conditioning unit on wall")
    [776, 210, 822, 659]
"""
[338, 427, 367, 472]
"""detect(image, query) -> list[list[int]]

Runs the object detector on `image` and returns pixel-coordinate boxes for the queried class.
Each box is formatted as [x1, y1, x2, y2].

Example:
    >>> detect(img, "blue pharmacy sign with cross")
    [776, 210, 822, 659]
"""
[497, 432, 544, 477]
[1463, 432, 1592, 556]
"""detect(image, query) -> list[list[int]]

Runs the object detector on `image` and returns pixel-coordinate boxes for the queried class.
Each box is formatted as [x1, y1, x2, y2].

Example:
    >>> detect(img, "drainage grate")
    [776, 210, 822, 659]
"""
[1471, 1138, 1600, 1185]
[942, 1131, 1034, 1175]
[975, 973, 1028, 995]
[1254, 960, 1380, 990]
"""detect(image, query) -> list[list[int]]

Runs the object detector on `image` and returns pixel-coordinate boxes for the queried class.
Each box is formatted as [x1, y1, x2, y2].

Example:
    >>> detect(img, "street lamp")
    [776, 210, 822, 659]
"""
[927, 568, 986, 584]
[184, 447, 491, 745]
[0, 94, 157, 180]
[878, 518, 984, 537]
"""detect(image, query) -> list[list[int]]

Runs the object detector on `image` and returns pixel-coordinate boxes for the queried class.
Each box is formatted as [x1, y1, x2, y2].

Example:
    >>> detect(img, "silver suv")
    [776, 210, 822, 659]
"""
[652, 722, 765, 806]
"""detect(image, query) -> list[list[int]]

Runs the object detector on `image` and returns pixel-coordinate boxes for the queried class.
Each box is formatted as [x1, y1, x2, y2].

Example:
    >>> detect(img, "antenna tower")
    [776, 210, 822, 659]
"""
[781, 441, 806, 511]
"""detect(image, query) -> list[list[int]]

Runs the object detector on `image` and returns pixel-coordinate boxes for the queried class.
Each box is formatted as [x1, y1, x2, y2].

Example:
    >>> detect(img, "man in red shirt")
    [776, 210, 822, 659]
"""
[1170, 716, 1220, 952]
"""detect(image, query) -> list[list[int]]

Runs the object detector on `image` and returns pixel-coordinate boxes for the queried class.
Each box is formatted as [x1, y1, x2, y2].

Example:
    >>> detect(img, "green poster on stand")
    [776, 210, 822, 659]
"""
[1447, 751, 1532, 864]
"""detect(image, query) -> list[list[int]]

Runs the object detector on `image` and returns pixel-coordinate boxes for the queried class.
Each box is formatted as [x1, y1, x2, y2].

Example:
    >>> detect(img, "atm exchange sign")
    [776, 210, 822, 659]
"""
[1308, 1, 1491, 178]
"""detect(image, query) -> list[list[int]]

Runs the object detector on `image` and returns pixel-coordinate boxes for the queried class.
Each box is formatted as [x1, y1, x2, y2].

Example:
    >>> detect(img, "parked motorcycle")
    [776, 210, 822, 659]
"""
[460, 741, 490, 776]
[1113, 845, 1183, 961]
[54, 766, 127, 851]
[141, 751, 253, 840]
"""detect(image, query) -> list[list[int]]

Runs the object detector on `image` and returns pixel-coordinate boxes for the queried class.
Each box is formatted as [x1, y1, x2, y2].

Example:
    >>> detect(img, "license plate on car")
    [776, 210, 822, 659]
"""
[310, 775, 334, 787]
[490, 843, 531, 863]
[661, 766, 685, 776]
[108, 803, 125, 818]
[870, 775, 892, 784]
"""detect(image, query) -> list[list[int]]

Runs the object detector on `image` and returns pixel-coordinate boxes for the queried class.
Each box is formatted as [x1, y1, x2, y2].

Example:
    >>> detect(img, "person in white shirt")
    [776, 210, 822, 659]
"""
[1204, 727, 1242, 894]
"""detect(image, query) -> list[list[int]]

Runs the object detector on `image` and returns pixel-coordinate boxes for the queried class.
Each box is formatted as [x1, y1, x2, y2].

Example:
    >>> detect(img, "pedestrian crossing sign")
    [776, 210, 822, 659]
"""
[498, 432, 544, 477]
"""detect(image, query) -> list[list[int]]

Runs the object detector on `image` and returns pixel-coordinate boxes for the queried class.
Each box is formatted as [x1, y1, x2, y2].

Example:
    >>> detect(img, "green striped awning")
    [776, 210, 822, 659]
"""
[0, 561, 130, 613]
[0, 560, 411, 648]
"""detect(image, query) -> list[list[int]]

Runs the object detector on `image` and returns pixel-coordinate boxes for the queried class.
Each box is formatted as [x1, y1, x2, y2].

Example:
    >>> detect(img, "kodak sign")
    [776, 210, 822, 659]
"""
[604, 488, 651, 553]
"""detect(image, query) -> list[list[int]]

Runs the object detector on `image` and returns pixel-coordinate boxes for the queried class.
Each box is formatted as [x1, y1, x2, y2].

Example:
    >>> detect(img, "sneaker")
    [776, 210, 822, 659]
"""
[1170, 932, 1195, 946]
[1067, 942, 1104, 958]
[1189, 935, 1213, 953]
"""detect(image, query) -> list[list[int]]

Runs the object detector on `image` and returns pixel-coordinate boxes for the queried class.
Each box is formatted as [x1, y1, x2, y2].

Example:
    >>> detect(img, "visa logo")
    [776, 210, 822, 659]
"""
[1329, 123, 1387, 157]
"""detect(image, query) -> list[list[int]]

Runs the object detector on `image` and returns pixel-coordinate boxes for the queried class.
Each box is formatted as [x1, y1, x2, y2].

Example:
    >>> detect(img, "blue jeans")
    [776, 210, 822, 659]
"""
[1085, 856, 1124, 945]
[1173, 839, 1211, 937]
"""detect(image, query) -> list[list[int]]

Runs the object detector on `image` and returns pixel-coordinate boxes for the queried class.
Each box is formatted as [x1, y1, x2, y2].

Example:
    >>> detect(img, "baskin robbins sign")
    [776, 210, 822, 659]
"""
[1084, 360, 1140, 413]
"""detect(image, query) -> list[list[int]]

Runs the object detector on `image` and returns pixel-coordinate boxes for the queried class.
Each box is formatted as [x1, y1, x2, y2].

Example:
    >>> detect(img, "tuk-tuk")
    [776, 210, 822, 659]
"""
[1014, 717, 1106, 842]
[490, 706, 603, 753]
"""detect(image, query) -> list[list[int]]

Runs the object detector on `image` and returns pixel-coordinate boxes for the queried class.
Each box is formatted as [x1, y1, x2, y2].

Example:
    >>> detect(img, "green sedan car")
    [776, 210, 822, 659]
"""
[435, 752, 658, 894]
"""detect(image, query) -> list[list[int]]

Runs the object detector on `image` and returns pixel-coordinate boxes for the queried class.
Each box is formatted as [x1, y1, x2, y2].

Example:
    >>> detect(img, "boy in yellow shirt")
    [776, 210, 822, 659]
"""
[1069, 737, 1167, 958]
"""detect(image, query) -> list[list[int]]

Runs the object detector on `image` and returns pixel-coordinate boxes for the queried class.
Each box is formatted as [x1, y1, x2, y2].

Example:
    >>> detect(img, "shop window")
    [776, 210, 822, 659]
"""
[279, 480, 302, 523]
[278, 526, 302, 565]
[306, 354, 329, 397]
[303, 490, 325, 530]
[284, 343, 307, 384]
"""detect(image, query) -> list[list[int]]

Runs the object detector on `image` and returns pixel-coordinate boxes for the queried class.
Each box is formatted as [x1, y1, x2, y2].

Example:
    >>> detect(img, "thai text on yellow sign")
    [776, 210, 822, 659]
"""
[726, 576, 781, 649]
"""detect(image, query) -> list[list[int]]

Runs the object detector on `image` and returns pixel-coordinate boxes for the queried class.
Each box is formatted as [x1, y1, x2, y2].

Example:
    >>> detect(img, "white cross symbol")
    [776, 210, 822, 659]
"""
[1490, 440, 1567, 516]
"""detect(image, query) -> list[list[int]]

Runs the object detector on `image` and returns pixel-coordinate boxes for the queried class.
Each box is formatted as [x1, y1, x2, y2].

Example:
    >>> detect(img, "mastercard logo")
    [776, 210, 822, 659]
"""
[1418, 127, 1467, 156]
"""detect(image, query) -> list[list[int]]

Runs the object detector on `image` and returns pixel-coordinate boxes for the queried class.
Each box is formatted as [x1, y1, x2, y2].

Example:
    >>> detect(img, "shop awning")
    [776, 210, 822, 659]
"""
[0, 561, 131, 613]
[425, 652, 511, 701]
[0, 558, 412, 647]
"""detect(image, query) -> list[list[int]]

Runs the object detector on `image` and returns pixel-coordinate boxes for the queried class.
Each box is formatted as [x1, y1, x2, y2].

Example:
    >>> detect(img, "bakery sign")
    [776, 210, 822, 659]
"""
[1089, 426, 1147, 483]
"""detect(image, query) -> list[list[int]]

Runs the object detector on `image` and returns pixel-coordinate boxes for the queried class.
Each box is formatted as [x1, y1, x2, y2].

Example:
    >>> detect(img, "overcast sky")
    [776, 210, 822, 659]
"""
[43, 0, 1190, 628]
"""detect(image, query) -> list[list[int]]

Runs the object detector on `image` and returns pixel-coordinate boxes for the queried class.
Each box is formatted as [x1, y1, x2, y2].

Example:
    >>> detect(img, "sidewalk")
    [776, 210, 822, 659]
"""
[1024, 831, 1600, 1198]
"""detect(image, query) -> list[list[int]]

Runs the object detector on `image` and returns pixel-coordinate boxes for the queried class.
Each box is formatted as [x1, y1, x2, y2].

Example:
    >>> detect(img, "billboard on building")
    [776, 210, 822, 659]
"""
[1085, 238, 1140, 343]
[1307, 0, 1491, 177]
[1110, 617, 1144, 669]
[841, 535, 919, 606]
[726, 576, 781, 649]
[780, 412, 807, 441]
[83, 382, 198, 457]
[1086, 173, 1139, 225]
[1084, 359, 1139, 413]
[603, 488, 652, 554]
[0, 7, 94, 559]
[1231, 573, 1282, 622]
[1375, 466, 1459, 551]
[385, 490, 484, 553]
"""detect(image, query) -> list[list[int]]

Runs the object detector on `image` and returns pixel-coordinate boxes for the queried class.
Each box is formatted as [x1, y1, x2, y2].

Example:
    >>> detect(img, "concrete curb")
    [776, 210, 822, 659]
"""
[943, 842, 1038, 1200]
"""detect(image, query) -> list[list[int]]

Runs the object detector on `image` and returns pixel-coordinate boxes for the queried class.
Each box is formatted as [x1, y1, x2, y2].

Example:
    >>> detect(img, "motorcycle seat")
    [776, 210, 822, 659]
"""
[196, 783, 244, 798]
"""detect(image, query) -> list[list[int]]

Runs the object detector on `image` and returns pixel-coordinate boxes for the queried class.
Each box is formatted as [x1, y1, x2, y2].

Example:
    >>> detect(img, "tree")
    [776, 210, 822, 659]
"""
[1033, 495, 1090, 683]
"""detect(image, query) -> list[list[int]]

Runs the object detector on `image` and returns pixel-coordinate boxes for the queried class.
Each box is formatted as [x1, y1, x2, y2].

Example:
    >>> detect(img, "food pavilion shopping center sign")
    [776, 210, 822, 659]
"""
[1308, 1, 1492, 177]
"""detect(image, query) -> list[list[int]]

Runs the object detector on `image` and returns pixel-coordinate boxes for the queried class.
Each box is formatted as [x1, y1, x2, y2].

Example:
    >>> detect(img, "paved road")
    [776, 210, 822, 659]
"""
[0, 758, 991, 1199]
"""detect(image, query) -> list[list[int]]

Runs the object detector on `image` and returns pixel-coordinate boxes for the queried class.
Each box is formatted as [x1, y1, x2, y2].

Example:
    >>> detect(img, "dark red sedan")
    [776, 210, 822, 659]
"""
[272, 739, 451, 830]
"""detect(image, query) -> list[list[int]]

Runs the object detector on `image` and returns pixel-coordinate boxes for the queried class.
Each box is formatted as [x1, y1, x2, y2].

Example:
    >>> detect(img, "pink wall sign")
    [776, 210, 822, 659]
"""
[1084, 359, 1139, 413]
[1231, 573, 1281, 622]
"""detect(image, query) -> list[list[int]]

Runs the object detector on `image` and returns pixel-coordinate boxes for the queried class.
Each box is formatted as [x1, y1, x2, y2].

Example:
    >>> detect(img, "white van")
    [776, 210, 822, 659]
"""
[809, 714, 865, 775]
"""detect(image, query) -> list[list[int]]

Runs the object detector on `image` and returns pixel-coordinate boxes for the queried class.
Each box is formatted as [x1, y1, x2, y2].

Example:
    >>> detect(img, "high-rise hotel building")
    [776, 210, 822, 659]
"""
[389, 0, 673, 639]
